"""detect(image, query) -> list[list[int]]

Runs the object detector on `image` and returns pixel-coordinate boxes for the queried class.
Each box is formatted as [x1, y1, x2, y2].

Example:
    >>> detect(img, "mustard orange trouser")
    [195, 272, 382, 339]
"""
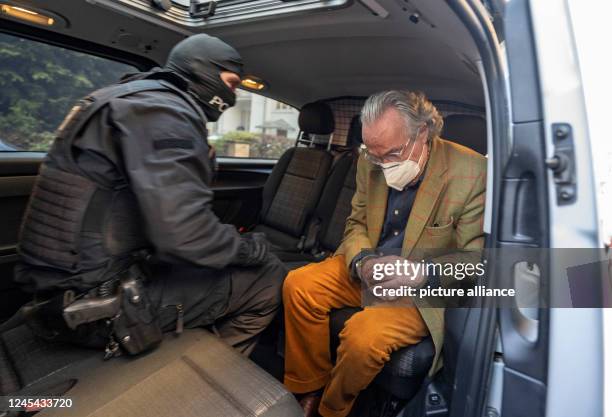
[283, 255, 428, 417]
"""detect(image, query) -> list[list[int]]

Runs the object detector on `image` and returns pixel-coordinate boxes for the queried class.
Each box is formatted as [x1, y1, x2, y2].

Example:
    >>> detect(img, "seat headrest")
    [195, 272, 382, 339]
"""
[298, 101, 335, 135]
[346, 115, 363, 148]
[441, 114, 487, 155]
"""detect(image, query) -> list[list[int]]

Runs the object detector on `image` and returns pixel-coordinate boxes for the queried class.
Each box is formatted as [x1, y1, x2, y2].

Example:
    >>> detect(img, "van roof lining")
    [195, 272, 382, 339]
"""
[9, 0, 484, 107]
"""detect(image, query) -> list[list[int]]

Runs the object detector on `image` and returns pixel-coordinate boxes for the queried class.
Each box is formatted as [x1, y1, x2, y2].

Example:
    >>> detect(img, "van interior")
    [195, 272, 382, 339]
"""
[0, 1, 522, 416]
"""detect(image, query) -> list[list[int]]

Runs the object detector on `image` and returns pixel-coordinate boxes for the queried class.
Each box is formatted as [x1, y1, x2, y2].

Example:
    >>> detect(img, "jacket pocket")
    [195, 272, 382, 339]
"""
[424, 217, 454, 236]
[421, 217, 455, 249]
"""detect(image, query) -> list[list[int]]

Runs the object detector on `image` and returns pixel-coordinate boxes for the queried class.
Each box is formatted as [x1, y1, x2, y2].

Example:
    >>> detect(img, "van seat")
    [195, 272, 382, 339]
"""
[328, 307, 435, 399]
[1, 325, 302, 417]
[441, 114, 487, 155]
[253, 101, 334, 253]
[315, 115, 362, 253]
[280, 115, 361, 267]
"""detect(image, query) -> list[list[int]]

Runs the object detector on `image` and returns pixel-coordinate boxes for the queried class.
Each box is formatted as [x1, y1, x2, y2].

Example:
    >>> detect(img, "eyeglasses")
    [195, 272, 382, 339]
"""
[360, 141, 411, 166]
[360, 124, 426, 166]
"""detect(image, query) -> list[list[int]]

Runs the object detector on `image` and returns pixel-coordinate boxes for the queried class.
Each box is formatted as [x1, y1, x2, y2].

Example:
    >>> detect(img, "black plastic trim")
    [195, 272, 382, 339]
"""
[504, 0, 542, 123]
[0, 19, 158, 70]
[490, 0, 550, 416]
[444, 1, 510, 417]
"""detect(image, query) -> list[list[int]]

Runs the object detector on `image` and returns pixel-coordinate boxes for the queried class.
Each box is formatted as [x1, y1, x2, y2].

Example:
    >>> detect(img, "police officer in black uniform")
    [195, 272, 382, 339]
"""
[15, 34, 286, 356]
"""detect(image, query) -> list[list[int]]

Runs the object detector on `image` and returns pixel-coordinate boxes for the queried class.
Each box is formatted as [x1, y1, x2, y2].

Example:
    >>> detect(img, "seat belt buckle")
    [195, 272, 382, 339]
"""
[297, 235, 306, 251]
[302, 218, 322, 252]
[238, 224, 256, 234]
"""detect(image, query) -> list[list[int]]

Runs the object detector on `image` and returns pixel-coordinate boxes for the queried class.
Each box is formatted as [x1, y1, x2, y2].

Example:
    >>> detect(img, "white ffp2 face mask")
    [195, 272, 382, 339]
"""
[380, 142, 426, 191]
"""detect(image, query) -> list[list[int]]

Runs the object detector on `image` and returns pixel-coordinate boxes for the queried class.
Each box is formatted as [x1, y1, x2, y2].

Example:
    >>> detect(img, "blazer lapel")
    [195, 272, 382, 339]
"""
[367, 167, 388, 246]
[402, 137, 448, 257]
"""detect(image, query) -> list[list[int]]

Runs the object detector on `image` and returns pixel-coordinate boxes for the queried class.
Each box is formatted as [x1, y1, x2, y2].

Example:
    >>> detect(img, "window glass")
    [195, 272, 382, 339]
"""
[207, 89, 298, 159]
[0, 33, 136, 151]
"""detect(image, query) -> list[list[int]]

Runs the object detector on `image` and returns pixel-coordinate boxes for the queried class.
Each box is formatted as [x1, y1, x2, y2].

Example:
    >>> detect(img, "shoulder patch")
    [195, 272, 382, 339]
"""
[153, 138, 194, 150]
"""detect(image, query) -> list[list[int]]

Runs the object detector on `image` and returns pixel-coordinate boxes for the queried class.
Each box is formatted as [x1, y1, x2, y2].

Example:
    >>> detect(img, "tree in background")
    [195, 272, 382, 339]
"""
[0, 33, 134, 151]
[0, 33, 296, 159]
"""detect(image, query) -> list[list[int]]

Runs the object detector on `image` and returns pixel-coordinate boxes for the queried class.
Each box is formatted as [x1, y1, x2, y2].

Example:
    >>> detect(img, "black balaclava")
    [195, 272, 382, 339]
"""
[165, 34, 244, 122]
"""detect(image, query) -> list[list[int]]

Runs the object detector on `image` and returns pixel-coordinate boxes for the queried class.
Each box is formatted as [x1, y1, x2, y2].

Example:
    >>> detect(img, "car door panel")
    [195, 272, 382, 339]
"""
[212, 158, 274, 227]
[0, 154, 40, 319]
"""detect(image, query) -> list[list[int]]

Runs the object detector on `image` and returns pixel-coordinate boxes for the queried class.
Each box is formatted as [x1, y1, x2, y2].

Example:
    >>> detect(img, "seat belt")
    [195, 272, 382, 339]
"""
[301, 218, 322, 252]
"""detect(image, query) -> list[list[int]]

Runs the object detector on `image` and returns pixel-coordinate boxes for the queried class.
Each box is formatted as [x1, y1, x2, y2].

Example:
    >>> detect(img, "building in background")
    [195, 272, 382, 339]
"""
[207, 90, 299, 159]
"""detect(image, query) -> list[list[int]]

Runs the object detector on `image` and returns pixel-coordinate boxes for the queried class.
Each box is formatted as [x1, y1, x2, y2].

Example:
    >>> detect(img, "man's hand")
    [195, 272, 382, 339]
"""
[208, 145, 216, 161]
[359, 255, 403, 283]
[360, 255, 426, 301]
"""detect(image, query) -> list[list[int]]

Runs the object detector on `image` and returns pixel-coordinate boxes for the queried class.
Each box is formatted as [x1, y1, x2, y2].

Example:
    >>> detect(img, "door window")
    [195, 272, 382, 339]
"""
[208, 89, 298, 159]
[0, 33, 136, 151]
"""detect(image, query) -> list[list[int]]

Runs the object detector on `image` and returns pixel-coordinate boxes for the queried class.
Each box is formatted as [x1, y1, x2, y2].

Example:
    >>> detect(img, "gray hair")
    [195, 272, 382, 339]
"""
[361, 90, 443, 142]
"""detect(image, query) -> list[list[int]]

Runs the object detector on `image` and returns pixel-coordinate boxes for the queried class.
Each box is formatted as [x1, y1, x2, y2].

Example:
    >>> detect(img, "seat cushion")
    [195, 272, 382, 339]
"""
[253, 224, 301, 252]
[256, 101, 335, 253]
[0, 324, 98, 395]
[317, 155, 357, 251]
[329, 307, 434, 400]
[283, 259, 315, 270]
[274, 251, 316, 264]
[309, 116, 361, 253]
[40, 329, 302, 417]
[0, 334, 20, 395]
[1, 325, 301, 417]
[260, 147, 331, 238]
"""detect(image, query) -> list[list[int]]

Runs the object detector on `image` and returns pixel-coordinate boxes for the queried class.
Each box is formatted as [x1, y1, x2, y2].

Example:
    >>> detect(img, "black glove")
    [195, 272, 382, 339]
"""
[232, 232, 270, 266]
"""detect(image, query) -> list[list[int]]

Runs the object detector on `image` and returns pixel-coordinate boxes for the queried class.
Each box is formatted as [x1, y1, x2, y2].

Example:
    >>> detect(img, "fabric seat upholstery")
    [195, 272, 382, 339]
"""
[315, 115, 362, 253]
[280, 115, 361, 267]
[314, 155, 357, 253]
[441, 114, 487, 155]
[0, 325, 302, 417]
[254, 101, 334, 252]
[279, 156, 355, 268]
[0, 324, 97, 397]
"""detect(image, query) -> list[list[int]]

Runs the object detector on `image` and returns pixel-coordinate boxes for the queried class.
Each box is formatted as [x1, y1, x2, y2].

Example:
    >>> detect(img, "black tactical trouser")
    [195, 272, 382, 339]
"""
[148, 254, 287, 355]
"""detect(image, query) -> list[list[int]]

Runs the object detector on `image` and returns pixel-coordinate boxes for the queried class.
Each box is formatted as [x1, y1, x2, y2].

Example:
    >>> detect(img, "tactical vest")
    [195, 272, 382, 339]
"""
[17, 78, 206, 292]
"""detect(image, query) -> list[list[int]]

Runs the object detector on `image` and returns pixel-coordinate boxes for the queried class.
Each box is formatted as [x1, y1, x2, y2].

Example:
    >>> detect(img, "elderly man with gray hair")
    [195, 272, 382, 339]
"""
[282, 90, 487, 417]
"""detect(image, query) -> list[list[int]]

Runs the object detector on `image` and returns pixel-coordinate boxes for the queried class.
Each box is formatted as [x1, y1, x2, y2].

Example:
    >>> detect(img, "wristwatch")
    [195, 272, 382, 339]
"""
[354, 254, 380, 281]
